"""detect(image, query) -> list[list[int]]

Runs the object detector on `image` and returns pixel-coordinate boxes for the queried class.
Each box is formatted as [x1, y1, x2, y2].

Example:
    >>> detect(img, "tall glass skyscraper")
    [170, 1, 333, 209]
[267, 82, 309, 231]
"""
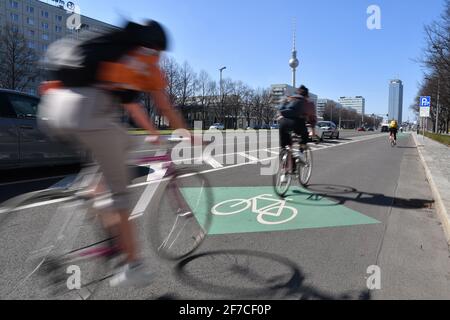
[388, 80, 403, 123]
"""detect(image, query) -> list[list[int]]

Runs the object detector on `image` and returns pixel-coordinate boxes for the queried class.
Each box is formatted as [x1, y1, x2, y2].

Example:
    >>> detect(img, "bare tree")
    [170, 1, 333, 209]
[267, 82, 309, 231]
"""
[227, 81, 251, 129]
[251, 88, 265, 126]
[416, 0, 450, 132]
[0, 24, 39, 91]
[195, 70, 217, 127]
[216, 78, 234, 127]
[243, 88, 256, 128]
[260, 88, 275, 125]
[160, 55, 181, 105]
[177, 61, 197, 107]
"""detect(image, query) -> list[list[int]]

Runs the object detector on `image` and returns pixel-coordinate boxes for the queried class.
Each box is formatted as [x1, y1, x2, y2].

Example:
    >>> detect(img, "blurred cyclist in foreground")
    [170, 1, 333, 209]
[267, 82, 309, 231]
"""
[38, 20, 187, 287]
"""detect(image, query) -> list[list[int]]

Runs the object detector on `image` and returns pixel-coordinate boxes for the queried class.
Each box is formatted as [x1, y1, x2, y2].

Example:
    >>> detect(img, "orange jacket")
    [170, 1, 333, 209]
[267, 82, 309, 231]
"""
[97, 47, 167, 92]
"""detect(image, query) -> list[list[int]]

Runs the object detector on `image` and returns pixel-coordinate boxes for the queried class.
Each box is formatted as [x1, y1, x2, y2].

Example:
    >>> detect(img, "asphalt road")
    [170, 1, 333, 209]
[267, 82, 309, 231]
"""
[1, 130, 449, 300]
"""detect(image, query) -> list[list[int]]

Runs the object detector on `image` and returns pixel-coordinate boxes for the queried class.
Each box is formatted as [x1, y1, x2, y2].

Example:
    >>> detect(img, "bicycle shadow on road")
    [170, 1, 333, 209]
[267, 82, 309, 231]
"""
[292, 184, 434, 210]
[170, 249, 370, 300]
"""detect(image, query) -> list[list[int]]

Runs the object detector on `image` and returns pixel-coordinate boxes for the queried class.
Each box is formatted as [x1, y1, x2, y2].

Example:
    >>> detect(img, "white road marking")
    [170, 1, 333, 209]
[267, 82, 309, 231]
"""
[238, 152, 261, 163]
[204, 156, 223, 169]
[4, 197, 77, 213]
[129, 162, 167, 220]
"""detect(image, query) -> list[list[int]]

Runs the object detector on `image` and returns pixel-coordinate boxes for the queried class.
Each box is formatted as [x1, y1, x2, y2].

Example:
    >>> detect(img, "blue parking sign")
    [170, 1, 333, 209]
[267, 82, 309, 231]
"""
[420, 96, 431, 107]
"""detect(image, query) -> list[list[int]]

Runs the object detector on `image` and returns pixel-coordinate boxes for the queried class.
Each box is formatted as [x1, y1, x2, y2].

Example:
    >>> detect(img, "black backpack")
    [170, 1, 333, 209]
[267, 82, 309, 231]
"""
[40, 21, 166, 87]
[277, 95, 305, 119]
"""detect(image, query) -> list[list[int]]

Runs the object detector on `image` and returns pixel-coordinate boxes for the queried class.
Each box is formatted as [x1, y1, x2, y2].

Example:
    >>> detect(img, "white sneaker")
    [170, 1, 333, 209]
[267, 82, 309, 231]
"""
[109, 262, 155, 288]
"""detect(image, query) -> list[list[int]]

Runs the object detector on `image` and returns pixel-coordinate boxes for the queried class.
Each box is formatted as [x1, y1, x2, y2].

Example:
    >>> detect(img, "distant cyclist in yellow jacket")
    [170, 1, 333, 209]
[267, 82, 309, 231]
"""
[389, 120, 399, 143]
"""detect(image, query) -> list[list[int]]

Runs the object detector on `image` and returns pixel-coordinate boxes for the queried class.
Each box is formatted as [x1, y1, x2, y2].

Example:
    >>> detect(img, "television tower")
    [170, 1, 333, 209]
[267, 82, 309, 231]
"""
[289, 18, 299, 88]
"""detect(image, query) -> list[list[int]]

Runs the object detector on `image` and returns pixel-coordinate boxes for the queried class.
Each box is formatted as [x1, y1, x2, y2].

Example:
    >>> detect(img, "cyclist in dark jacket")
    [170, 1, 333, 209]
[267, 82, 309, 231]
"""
[278, 85, 313, 148]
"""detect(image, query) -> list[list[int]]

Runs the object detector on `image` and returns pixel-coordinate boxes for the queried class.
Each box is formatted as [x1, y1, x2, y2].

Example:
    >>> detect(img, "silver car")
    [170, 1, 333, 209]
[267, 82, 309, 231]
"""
[317, 121, 340, 139]
[0, 89, 85, 169]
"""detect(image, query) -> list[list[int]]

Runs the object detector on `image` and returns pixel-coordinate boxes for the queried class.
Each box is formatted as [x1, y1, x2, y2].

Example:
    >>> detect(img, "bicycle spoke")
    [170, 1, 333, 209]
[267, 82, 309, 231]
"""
[148, 168, 213, 261]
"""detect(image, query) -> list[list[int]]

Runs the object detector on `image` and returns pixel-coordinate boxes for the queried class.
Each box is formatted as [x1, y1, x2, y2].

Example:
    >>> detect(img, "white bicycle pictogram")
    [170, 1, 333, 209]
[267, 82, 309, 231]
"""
[211, 194, 298, 225]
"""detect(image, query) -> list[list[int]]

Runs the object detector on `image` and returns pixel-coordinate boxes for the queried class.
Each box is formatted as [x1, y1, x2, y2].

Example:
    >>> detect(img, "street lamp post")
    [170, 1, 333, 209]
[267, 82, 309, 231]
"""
[219, 67, 227, 98]
[219, 67, 226, 126]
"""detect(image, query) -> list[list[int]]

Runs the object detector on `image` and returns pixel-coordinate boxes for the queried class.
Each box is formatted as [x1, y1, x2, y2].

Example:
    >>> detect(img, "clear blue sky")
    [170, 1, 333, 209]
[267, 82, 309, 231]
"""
[56, 0, 445, 121]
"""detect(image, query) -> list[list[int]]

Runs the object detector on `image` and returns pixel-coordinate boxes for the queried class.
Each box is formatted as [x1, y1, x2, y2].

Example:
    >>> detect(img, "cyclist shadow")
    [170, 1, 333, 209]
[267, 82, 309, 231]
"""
[291, 184, 434, 210]
[172, 249, 370, 300]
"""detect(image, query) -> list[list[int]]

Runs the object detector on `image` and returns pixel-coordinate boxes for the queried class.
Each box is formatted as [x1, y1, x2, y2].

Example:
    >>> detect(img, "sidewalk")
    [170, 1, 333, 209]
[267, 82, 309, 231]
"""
[412, 133, 450, 244]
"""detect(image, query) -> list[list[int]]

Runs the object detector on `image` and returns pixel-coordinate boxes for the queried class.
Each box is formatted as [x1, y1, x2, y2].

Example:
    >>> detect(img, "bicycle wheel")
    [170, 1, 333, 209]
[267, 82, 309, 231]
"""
[147, 167, 213, 261]
[29, 196, 114, 300]
[273, 149, 292, 197]
[298, 148, 313, 187]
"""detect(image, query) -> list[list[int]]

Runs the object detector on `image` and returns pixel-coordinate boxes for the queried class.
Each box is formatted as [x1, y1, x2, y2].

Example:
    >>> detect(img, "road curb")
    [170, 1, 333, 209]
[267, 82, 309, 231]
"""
[412, 133, 450, 245]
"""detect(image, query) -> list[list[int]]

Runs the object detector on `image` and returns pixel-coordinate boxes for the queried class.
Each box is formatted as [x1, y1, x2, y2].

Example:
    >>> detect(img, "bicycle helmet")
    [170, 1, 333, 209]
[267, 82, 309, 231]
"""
[298, 85, 309, 98]
[124, 20, 169, 51]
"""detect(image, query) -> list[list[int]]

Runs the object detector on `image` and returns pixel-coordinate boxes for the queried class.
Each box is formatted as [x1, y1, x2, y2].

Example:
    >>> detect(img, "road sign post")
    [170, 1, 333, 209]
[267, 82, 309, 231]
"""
[419, 96, 431, 142]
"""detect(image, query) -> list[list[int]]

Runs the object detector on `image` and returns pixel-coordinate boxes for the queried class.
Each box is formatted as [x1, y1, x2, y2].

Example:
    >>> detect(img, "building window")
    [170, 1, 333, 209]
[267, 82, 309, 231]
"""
[27, 17, 34, 25]
[28, 29, 35, 37]
[28, 41, 35, 49]
[26, 5, 34, 13]
[56, 15, 62, 22]
[41, 10, 49, 18]
[9, 0, 18, 9]
[41, 22, 49, 29]
[42, 44, 48, 51]
[42, 33, 49, 41]
[55, 25, 62, 33]
[10, 13, 19, 22]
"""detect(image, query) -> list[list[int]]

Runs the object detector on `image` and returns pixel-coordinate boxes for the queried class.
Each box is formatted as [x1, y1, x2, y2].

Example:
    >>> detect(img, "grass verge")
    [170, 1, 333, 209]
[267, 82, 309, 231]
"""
[419, 132, 450, 146]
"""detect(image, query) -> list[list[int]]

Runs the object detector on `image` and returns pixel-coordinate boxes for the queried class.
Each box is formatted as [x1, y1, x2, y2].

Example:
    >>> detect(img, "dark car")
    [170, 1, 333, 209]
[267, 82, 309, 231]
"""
[0, 89, 85, 170]
[367, 127, 375, 132]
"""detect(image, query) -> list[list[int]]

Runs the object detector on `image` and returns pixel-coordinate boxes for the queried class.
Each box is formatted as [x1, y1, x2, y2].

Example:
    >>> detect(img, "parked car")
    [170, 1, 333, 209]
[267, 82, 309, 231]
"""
[209, 123, 225, 130]
[381, 124, 389, 132]
[247, 125, 261, 130]
[308, 124, 325, 142]
[367, 127, 375, 132]
[357, 127, 366, 132]
[270, 124, 279, 129]
[0, 89, 85, 170]
[317, 121, 340, 139]
[261, 124, 271, 130]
